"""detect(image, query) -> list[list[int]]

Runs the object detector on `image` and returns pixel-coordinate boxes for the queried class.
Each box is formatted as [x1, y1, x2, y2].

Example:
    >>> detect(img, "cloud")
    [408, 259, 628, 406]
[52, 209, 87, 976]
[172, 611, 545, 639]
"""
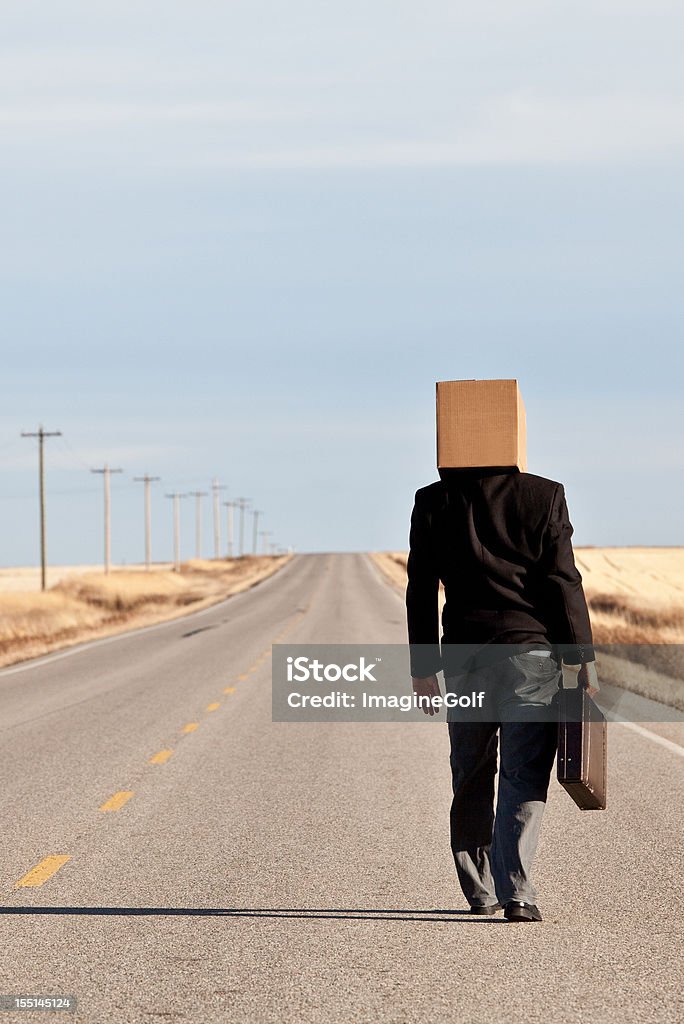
[193, 93, 684, 168]
[0, 99, 290, 127]
[2, 89, 682, 168]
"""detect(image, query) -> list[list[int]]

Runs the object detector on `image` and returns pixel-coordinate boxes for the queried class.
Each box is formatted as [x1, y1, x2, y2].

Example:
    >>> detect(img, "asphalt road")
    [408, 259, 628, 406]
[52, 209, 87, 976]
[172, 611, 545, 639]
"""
[0, 553, 682, 1024]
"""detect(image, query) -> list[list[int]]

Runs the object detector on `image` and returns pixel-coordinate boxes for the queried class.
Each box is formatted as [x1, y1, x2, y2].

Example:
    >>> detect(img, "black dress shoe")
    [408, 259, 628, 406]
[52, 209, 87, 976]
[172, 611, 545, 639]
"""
[503, 900, 542, 922]
[469, 903, 502, 915]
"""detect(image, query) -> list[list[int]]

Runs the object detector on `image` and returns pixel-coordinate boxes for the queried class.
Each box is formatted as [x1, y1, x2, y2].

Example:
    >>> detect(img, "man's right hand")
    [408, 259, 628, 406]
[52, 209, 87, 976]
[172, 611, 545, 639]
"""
[412, 674, 441, 716]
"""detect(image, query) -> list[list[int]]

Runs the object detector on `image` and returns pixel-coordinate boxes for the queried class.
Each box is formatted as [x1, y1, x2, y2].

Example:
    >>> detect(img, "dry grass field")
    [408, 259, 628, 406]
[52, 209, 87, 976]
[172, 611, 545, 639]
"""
[0, 563, 172, 593]
[370, 548, 684, 708]
[371, 547, 684, 645]
[0, 556, 291, 668]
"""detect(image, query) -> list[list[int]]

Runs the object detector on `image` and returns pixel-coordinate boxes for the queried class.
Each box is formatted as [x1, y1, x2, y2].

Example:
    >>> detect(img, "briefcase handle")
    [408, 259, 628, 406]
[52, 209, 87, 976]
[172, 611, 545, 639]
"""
[561, 661, 599, 692]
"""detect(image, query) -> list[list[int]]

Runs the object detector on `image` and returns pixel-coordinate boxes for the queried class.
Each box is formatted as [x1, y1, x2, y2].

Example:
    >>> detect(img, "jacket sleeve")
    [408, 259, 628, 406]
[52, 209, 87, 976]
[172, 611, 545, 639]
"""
[541, 483, 595, 665]
[406, 490, 443, 677]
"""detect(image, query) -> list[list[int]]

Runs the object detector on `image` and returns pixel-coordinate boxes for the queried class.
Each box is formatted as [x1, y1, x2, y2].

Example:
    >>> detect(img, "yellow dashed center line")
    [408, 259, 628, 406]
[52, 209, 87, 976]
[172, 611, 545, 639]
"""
[274, 610, 306, 643]
[149, 749, 174, 764]
[13, 610, 308, 891]
[99, 790, 134, 813]
[15, 855, 71, 888]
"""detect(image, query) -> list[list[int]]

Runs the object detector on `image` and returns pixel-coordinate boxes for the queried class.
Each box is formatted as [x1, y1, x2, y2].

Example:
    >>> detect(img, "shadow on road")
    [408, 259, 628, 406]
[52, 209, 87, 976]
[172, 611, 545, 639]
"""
[0, 906, 506, 924]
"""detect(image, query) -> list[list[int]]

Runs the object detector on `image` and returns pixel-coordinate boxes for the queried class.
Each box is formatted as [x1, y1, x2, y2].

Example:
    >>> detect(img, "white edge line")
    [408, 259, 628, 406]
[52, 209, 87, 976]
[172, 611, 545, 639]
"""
[618, 721, 684, 758]
[0, 556, 298, 678]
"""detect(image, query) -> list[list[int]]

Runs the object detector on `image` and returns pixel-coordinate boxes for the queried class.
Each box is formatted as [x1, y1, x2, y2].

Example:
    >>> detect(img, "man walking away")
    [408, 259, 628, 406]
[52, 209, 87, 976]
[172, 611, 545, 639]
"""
[406, 379, 597, 922]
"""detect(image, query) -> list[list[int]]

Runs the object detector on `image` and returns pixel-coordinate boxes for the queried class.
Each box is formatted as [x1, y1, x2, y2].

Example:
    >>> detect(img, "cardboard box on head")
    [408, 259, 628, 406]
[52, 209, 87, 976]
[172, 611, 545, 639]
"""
[436, 379, 527, 471]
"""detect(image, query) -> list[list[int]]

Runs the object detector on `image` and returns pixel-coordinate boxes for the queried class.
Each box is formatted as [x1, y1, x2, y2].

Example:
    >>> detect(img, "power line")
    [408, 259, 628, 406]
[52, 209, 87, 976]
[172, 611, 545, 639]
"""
[0, 436, 26, 455]
[55, 434, 94, 472]
[1, 486, 100, 500]
[20, 425, 62, 591]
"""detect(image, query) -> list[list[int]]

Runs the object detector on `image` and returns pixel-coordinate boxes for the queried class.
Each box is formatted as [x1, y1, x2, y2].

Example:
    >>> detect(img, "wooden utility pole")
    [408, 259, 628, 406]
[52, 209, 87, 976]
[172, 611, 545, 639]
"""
[251, 509, 262, 556]
[188, 490, 207, 559]
[235, 498, 250, 558]
[91, 464, 123, 574]
[133, 474, 160, 570]
[211, 478, 225, 559]
[259, 529, 271, 555]
[223, 500, 235, 558]
[165, 492, 186, 572]
[20, 425, 62, 591]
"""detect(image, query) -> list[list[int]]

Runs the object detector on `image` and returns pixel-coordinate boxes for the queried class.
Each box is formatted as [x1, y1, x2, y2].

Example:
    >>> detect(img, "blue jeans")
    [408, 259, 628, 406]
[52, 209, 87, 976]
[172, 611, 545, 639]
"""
[446, 651, 560, 907]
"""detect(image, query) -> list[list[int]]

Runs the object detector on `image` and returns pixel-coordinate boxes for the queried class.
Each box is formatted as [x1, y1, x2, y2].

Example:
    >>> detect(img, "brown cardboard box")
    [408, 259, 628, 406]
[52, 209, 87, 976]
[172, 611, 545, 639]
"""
[436, 379, 527, 470]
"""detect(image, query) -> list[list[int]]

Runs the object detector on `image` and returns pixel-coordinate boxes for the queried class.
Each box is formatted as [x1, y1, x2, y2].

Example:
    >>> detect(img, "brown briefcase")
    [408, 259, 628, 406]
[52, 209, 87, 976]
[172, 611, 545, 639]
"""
[556, 686, 607, 810]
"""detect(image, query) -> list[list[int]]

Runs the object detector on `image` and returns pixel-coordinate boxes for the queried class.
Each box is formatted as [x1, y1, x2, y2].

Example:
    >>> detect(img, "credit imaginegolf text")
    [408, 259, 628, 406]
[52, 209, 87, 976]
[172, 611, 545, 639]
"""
[286, 690, 486, 711]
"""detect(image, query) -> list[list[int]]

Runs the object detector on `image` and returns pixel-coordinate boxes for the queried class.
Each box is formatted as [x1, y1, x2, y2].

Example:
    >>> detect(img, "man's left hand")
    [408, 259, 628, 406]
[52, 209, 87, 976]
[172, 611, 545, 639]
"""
[578, 661, 600, 697]
[412, 674, 441, 716]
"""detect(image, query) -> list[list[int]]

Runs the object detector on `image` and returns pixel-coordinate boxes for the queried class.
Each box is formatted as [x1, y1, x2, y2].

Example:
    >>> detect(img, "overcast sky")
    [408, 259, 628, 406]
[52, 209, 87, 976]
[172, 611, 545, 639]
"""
[2, 0, 683, 564]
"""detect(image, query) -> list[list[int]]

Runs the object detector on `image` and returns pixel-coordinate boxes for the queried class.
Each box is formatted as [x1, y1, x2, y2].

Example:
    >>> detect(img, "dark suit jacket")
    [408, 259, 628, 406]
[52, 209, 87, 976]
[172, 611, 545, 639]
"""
[406, 467, 595, 677]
